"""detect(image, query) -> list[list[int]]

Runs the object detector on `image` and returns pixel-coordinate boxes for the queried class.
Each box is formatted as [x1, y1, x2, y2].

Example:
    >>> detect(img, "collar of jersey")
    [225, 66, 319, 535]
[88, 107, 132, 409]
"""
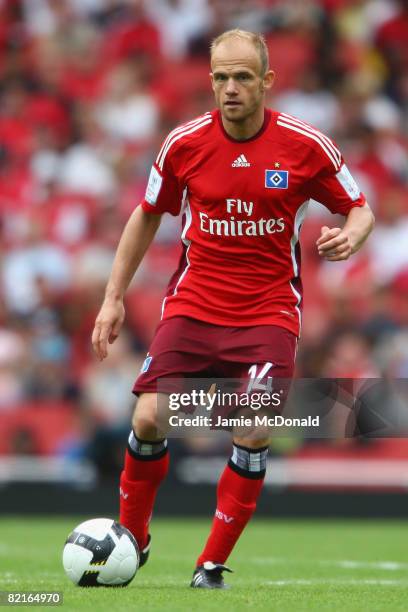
[216, 108, 271, 143]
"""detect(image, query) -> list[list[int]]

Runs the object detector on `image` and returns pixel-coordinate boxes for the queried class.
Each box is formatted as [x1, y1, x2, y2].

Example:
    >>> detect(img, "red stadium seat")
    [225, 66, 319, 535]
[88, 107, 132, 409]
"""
[0, 402, 81, 456]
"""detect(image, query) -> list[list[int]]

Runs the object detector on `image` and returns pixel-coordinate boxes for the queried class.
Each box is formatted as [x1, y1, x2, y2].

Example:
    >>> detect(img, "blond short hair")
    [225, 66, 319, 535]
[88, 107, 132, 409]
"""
[210, 29, 269, 76]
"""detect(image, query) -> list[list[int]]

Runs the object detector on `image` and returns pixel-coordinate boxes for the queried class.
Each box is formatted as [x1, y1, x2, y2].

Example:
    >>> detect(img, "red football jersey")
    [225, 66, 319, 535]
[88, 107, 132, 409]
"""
[141, 109, 366, 336]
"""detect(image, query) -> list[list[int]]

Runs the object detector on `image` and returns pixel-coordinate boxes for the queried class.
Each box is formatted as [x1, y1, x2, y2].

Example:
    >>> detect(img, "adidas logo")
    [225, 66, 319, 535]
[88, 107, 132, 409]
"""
[192, 573, 204, 587]
[232, 154, 250, 167]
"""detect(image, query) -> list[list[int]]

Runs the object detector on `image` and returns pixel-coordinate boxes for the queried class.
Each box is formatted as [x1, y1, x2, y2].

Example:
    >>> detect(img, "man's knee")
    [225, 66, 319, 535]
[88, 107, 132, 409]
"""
[232, 435, 270, 449]
[131, 393, 165, 441]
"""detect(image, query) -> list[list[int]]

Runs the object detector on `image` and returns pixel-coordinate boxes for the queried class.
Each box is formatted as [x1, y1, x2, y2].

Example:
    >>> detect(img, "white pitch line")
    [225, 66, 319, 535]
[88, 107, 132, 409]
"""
[251, 556, 289, 565]
[264, 579, 408, 586]
[334, 560, 408, 571]
[251, 557, 408, 571]
[0, 573, 19, 584]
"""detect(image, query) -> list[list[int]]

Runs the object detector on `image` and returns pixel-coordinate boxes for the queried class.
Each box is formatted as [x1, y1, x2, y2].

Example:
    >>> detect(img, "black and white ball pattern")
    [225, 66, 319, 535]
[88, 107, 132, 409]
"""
[62, 518, 139, 587]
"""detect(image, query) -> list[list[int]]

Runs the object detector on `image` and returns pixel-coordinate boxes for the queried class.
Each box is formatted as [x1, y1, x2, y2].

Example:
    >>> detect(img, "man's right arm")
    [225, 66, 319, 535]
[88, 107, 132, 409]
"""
[92, 206, 162, 361]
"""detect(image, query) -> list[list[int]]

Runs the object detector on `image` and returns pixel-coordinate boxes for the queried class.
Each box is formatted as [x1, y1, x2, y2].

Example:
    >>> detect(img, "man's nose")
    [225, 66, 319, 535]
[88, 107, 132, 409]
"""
[225, 77, 238, 95]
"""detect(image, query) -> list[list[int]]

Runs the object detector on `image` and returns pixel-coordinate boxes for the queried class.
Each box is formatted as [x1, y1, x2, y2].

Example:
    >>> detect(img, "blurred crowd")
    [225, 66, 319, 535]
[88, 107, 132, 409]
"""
[0, 0, 408, 468]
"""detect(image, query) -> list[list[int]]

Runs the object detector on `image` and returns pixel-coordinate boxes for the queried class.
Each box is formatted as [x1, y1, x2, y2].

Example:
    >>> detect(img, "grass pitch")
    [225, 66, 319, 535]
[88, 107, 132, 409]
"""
[1, 517, 408, 611]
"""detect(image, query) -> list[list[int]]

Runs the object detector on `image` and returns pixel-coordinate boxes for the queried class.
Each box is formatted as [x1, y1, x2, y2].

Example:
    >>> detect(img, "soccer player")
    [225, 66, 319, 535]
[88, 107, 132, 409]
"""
[92, 29, 374, 589]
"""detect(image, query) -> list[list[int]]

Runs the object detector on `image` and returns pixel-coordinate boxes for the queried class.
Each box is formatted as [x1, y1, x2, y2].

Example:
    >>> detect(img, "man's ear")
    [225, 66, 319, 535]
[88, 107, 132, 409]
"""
[263, 70, 275, 91]
[209, 72, 215, 92]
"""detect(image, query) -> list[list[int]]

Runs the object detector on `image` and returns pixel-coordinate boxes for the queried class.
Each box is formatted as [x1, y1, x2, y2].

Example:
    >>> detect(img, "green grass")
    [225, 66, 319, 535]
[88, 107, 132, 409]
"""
[1, 518, 408, 611]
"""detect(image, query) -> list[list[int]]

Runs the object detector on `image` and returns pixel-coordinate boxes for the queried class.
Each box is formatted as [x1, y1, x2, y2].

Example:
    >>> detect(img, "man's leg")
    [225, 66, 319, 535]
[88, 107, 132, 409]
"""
[119, 393, 169, 554]
[195, 434, 269, 570]
[193, 326, 295, 580]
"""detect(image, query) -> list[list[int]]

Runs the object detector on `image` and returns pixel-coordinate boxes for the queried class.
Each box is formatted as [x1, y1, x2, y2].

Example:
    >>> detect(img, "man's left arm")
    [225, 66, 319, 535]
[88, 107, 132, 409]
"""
[307, 153, 375, 262]
[316, 203, 375, 262]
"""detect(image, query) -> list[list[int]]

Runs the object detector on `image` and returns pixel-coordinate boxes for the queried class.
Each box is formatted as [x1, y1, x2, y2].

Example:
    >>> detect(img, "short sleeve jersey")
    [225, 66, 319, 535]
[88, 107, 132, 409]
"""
[141, 109, 366, 336]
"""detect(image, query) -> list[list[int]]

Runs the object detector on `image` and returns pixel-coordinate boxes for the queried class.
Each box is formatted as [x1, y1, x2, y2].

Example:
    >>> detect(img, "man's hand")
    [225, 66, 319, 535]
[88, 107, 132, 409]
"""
[92, 298, 125, 361]
[316, 226, 353, 261]
[316, 205, 375, 262]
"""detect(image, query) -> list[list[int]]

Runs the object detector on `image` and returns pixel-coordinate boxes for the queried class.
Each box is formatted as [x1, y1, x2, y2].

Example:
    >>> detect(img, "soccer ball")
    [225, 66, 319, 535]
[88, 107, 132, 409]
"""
[62, 518, 139, 587]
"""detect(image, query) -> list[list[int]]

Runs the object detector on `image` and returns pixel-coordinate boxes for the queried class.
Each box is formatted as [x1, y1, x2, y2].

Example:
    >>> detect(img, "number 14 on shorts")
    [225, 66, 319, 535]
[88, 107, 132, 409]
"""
[247, 362, 274, 393]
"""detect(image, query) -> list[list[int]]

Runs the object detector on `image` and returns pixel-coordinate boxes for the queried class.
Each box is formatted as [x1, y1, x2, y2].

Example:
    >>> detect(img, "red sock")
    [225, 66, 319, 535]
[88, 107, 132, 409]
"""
[196, 463, 264, 566]
[119, 446, 169, 550]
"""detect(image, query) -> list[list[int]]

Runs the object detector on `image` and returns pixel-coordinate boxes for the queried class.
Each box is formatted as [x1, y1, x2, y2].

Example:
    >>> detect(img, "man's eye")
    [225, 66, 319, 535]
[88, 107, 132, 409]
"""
[214, 75, 227, 82]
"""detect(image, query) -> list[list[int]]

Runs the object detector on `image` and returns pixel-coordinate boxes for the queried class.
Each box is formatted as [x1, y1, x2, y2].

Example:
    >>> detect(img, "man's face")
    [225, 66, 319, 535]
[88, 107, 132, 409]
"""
[210, 39, 274, 123]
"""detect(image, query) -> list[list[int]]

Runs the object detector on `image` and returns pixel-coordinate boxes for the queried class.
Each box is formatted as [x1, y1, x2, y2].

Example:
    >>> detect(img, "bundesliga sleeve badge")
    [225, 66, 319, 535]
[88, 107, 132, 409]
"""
[265, 169, 289, 189]
[145, 166, 163, 205]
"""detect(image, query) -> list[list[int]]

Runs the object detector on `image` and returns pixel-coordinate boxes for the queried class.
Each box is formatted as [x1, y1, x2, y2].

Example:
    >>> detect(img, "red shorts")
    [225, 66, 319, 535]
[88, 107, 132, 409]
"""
[133, 316, 297, 403]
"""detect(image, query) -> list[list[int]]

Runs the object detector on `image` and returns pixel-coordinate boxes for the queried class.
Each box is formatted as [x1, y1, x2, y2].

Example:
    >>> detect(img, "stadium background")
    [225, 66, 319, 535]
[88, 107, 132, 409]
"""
[0, 0, 408, 517]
